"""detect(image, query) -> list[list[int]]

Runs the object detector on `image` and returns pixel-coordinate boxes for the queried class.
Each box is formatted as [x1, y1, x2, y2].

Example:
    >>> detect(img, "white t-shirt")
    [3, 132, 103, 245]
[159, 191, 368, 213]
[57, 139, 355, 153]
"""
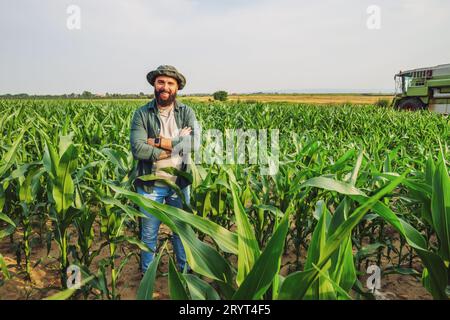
[153, 105, 183, 185]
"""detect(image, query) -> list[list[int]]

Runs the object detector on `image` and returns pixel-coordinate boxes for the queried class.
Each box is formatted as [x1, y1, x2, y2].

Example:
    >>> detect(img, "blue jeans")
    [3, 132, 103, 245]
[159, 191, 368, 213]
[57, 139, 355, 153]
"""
[137, 185, 190, 273]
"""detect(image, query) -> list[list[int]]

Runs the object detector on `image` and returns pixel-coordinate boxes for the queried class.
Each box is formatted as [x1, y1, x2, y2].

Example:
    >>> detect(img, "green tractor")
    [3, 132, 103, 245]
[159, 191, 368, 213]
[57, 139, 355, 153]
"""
[393, 63, 450, 114]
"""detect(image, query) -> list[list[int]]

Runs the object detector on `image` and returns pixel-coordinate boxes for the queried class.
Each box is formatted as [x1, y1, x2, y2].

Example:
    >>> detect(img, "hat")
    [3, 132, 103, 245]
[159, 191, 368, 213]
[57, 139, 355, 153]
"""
[146, 65, 186, 90]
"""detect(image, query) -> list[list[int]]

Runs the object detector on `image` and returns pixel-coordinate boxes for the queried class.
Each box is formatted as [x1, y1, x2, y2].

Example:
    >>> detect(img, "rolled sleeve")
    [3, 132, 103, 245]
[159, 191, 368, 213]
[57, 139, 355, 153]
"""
[130, 110, 163, 161]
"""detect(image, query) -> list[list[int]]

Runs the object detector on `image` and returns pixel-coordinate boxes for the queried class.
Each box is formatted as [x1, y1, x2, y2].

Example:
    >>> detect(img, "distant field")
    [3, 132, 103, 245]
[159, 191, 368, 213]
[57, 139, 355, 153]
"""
[180, 93, 394, 105]
[10, 94, 394, 105]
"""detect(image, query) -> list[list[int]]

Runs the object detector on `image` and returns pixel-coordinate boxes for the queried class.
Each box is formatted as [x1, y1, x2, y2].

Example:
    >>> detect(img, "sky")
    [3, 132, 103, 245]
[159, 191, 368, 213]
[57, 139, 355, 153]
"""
[1, 0, 449, 95]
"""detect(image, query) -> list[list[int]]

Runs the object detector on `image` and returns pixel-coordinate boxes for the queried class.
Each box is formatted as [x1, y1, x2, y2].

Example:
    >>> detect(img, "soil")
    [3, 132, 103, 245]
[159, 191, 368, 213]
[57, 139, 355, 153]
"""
[0, 223, 432, 300]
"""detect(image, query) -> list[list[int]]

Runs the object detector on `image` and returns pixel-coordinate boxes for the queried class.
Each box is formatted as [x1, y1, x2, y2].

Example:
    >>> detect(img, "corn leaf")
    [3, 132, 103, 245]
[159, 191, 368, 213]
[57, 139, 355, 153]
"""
[136, 251, 162, 300]
[232, 210, 289, 300]
[168, 257, 189, 300]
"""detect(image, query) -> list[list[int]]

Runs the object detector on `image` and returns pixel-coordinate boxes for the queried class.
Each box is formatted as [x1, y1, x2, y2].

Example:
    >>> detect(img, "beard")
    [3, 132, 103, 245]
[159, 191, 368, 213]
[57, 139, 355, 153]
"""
[155, 88, 177, 107]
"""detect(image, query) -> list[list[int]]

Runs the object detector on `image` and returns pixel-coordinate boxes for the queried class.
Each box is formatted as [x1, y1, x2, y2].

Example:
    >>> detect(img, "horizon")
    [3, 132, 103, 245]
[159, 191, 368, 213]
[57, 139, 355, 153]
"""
[0, 89, 395, 96]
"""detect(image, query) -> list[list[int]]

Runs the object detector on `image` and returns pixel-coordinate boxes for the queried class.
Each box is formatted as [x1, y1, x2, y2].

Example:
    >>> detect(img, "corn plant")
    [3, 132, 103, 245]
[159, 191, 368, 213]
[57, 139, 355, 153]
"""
[15, 164, 45, 279]
[0, 128, 27, 241]
[378, 149, 449, 299]
[42, 133, 80, 286]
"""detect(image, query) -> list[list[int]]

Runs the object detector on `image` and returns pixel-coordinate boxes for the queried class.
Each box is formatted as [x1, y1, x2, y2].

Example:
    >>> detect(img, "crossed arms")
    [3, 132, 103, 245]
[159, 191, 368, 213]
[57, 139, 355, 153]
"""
[146, 127, 192, 160]
[130, 108, 200, 162]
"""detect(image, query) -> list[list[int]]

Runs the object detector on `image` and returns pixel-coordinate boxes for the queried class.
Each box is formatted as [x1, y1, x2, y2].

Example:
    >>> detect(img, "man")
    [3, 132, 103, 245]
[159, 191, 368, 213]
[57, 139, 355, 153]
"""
[130, 65, 199, 274]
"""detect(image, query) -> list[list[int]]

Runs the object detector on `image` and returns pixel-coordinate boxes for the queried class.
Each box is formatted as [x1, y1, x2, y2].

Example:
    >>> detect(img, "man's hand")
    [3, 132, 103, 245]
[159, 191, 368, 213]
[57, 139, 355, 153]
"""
[179, 127, 192, 137]
[158, 150, 171, 160]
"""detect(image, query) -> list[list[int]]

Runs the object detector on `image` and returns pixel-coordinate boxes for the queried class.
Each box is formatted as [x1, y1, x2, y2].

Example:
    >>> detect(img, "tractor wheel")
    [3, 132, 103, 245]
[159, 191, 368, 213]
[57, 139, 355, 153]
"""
[396, 98, 426, 111]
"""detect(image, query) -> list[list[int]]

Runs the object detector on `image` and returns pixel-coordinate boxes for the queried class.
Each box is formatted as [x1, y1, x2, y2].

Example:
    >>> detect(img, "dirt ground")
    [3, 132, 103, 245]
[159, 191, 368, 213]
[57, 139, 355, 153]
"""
[0, 224, 431, 300]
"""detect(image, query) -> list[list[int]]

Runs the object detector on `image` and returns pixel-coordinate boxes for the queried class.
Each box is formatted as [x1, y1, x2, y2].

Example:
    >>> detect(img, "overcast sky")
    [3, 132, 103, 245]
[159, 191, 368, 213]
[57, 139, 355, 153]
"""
[1, 0, 449, 94]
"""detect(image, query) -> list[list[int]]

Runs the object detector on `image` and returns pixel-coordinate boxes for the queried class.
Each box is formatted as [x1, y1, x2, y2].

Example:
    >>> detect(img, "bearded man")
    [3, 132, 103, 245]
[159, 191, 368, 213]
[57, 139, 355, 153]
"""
[130, 65, 199, 274]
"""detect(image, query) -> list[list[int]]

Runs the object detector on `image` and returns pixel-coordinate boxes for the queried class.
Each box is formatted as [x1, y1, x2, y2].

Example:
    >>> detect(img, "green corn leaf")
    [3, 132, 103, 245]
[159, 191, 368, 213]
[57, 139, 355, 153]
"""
[304, 201, 334, 300]
[311, 263, 352, 300]
[137, 174, 187, 207]
[0, 224, 16, 240]
[328, 198, 356, 295]
[43, 275, 95, 300]
[229, 178, 260, 287]
[183, 274, 220, 300]
[43, 138, 59, 180]
[58, 132, 75, 158]
[53, 144, 78, 214]
[161, 167, 193, 184]
[297, 176, 366, 196]
[137, 251, 162, 300]
[168, 257, 189, 300]
[0, 253, 11, 280]
[431, 151, 450, 262]
[0, 127, 27, 178]
[350, 195, 448, 300]
[0, 212, 16, 228]
[279, 173, 406, 299]
[348, 150, 364, 186]
[108, 185, 237, 254]
[109, 185, 234, 290]
[232, 211, 289, 300]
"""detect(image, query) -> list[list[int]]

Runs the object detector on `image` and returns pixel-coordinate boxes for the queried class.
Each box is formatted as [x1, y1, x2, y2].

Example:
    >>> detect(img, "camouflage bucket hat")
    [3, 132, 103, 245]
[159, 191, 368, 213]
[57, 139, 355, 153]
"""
[146, 65, 186, 90]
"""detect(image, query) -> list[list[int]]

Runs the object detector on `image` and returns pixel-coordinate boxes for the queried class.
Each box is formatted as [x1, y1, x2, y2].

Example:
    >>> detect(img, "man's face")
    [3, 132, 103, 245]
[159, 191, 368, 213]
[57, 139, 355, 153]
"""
[154, 75, 178, 107]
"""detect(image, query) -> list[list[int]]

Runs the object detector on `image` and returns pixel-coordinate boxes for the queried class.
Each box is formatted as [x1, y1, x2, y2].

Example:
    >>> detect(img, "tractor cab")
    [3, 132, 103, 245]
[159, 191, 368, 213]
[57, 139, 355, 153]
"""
[392, 64, 450, 114]
[395, 72, 413, 95]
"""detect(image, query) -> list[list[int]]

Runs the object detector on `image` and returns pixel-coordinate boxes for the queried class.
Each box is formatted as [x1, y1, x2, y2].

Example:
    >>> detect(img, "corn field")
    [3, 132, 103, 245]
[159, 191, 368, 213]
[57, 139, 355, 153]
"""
[0, 99, 449, 300]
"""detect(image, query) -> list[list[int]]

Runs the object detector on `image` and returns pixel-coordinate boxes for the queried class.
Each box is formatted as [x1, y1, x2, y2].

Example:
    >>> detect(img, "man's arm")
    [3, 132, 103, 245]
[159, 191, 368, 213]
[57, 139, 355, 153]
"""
[130, 110, 163, 161]
[145, 107, 200, 156]
[166, 107, 201, 153]
[147, 127, 191, 151]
